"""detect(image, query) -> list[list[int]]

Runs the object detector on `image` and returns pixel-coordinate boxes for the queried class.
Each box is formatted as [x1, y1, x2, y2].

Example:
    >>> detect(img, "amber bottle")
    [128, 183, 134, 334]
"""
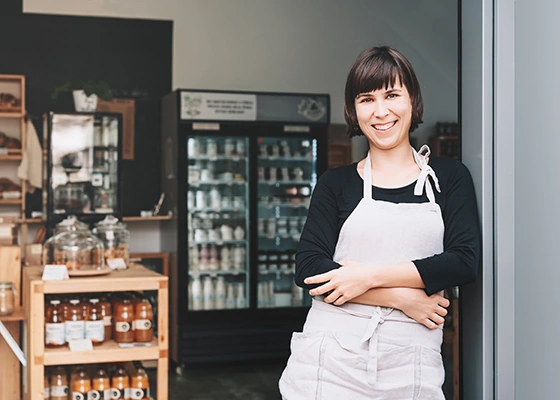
[110, 367, 130, 399]
[92, 368, 112, 399]
[113, 299, 134, 343]
[45, 299, 66, 348]
[71, 369, 91, 400]
[49, 366, 69, 400]
[134, 298, 154, 343]
[85, 298, 105, 345]
[129, 367, 150, 399]
[99, 296, 113, 341]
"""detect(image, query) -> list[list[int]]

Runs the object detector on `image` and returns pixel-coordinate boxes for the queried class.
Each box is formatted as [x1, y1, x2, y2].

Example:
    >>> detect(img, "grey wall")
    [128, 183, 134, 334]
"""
[515, 0, 560, 397]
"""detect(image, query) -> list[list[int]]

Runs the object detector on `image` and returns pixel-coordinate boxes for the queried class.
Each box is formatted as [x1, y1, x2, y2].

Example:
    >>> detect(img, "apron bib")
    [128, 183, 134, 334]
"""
[279, 146, 446, 400]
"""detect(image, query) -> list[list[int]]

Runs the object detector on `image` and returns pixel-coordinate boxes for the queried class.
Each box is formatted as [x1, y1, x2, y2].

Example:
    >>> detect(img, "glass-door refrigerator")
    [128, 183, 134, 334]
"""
[161, 89, 329, 367]
[43, 112, 123, 232]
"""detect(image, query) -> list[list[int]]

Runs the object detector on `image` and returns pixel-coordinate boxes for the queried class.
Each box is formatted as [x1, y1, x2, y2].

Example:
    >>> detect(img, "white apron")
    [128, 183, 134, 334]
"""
[279, 145, 446, 400]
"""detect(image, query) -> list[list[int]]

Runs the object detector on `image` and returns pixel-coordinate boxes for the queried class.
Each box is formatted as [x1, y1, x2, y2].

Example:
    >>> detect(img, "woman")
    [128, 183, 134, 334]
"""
[278, 46, 481, 399]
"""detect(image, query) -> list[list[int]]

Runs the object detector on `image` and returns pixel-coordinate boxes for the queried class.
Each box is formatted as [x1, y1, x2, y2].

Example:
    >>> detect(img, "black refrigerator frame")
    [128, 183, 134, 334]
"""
[161, 89, 330, 366]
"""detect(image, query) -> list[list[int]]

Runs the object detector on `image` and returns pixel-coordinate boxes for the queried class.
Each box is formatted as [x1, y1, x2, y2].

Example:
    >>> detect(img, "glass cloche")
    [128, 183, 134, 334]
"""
[42, 216, 105, 271]
[92, 215, 130, 268]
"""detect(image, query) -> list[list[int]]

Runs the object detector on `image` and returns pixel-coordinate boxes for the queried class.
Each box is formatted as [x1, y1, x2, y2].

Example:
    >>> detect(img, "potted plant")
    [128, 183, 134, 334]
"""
[52, 80, 113, 112]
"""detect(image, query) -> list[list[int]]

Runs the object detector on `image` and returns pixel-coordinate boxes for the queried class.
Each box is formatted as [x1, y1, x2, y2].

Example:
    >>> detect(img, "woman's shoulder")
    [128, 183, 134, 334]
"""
[428, 156, 474, 185]
[317, 163, 360, 191]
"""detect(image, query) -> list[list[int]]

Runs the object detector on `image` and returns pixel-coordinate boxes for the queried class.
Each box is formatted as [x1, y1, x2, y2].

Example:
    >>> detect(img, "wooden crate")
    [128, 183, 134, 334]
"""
[23, 264, 168, 400]
[0, 246, 23, 400]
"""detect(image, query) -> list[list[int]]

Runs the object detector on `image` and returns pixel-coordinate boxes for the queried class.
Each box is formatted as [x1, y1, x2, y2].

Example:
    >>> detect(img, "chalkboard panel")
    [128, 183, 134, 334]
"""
[0, 12, 172, 217]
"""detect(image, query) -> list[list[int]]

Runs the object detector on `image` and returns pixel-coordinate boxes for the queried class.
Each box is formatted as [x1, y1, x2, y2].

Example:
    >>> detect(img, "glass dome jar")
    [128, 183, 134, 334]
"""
[93, 216, 130, 268]
[43, 230, 105, 271]
[42, 215, 90, 265]
[0, 282, 16, 316]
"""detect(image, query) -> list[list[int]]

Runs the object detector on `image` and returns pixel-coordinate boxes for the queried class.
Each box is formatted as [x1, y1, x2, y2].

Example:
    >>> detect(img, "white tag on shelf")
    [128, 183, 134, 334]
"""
[0, 148, 8, 155]
[68, 339, 93, 352]
[107, 258, 127, 270]
[41, 265, 69, 281]
[2, 191, 21, 199]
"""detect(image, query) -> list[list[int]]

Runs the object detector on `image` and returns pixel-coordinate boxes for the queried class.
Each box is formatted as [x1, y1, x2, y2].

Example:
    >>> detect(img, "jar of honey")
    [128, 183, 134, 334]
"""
[85, 298, 105, 345]
[45, 299, 66, 347]
[110, 367, 130, 399]
[113, 299, 135, 343]
[71, 370, 91, 400]
[50, 366, 69, 400]
[134, 299, 154, 343]
[130, 367, 150, 399]
[99, 296, 113, 341]
[65, 299, 85, 342]
[92, 368, 112, 399]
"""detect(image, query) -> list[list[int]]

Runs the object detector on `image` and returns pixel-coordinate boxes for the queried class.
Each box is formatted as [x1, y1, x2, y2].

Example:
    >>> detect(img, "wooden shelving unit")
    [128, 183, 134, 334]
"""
[23, 264, 169, 400]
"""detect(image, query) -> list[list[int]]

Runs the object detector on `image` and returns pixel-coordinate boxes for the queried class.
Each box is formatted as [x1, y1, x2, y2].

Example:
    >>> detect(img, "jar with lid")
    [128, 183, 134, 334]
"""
[65, 299, 85, 341]
[50, 366, 69, 400]
[93, 215, 130, 268]
[45, 299, 66, 347]
[92, 368, 112, 400]
[85, 298, 105, 345]
[134, 298, 154, 343]
[130, 367, 150, 400]
[113, 298, 135, 343]
[99, 295, 113, 341]
[110, 367, 130, 399]
[71, 369, 91, 400]
[43, 226, 105, 272]
[0, 282, 15, 316]
[42, 215, 89, 265]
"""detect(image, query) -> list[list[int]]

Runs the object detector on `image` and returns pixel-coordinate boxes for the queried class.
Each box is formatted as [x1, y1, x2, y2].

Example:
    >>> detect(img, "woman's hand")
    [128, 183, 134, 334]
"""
[305, 261, 374, 305]
[394, 287, 449, 330]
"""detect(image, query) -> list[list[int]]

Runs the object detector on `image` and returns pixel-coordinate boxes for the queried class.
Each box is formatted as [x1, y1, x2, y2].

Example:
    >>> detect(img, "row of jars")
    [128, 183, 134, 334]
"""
[189, 244, 246, 272]
[45, 293, 154, 347]
[188, 137, 246, 158]
[42, 215, 130, 271]
[189, 277, 246, 310]
[45, 364, 149, 400]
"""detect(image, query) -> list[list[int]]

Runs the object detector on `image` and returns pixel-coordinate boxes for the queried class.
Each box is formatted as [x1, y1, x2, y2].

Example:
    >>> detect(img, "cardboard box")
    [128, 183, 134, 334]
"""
[25, 243, 43, 265]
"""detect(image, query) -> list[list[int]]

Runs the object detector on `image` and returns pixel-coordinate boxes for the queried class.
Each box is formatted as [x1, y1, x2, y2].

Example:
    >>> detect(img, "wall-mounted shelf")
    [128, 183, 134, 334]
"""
[123, 215, 172, 222]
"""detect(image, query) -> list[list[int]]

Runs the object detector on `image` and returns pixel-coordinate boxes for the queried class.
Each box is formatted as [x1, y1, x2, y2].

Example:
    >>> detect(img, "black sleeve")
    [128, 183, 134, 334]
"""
[294, 169, 342, 289]
[414, 161, 481, 295]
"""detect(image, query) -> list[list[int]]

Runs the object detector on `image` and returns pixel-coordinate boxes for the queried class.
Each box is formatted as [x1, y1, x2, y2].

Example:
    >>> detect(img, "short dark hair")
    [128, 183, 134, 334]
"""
[344, 46, 423, 137]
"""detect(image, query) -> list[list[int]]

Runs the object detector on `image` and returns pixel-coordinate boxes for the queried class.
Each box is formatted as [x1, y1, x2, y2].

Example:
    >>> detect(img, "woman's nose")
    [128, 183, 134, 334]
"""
[373, 100, 389, 117]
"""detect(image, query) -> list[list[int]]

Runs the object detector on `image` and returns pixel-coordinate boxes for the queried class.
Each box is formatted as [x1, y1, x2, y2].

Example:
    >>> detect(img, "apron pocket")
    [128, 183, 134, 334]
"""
[279, 331, 326, 400]
[415, 346, 445, 400]
[375, 345, 416, 399]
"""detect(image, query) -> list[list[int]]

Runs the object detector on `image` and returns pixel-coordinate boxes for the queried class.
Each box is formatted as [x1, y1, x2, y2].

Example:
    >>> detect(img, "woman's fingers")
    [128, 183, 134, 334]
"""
[304, 271, 332, 285]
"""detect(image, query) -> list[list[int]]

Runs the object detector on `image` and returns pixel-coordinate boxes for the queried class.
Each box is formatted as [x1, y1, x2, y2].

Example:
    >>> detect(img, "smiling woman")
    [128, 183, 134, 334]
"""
[278, 46, 481, 399]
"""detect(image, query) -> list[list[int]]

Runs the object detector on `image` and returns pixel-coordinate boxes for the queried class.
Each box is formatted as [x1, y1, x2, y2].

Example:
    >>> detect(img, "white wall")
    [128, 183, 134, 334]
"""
[22, 0, 458, 250]
[515, 0, 560, 397]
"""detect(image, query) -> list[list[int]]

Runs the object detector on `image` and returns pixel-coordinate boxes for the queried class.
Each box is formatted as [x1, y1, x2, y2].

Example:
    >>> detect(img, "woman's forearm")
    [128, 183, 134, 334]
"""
[349, 287, 405, 308]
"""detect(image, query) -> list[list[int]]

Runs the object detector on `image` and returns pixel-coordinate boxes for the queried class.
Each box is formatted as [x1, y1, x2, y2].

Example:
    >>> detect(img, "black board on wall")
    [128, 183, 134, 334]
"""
[0, 11, 172, 217]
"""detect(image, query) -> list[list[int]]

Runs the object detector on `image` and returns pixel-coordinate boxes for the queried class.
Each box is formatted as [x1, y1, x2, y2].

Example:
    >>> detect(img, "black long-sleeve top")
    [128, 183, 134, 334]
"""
[295, 156, 481, 295]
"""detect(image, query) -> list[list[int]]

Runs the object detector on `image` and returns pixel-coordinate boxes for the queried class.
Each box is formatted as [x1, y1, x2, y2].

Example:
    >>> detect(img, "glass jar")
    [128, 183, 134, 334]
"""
[93, 216, 130, 268]
[42, 215, 90, 265]
[43, 229, 105, 271]
[0, 282, 15, 316]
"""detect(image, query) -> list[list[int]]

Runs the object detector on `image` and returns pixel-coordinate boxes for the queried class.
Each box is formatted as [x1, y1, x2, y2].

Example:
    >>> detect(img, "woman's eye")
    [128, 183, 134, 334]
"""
[387, 94, 397, 99]
[360, 97, 373, 103]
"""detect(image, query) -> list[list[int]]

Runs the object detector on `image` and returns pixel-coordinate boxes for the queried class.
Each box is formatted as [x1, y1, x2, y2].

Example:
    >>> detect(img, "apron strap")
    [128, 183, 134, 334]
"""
[413, 145, 441, 203]
[363, 151, 373, 200]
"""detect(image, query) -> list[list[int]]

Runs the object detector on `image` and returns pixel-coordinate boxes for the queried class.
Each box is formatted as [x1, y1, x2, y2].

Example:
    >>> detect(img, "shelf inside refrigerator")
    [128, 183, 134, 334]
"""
[189, 269, 247, 277]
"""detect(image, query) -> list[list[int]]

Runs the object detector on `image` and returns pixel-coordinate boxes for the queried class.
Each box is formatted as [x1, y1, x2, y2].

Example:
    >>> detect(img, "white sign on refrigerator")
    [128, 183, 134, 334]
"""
[180, 91, 257, 121]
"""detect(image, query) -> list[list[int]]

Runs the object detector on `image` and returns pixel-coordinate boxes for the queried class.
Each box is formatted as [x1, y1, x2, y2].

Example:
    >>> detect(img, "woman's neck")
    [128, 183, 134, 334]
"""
[368, 144, 416, 172]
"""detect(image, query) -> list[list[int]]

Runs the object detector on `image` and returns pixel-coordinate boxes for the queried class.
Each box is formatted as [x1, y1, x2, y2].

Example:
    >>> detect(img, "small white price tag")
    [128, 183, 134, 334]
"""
[41, 265, 69, 281]
[68, 339, 93, 352]
[106, 258, 127, 270]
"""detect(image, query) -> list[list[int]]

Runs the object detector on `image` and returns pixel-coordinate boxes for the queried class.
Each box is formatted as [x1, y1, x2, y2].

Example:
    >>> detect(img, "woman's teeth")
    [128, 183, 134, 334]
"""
[373, 121, 396, 131]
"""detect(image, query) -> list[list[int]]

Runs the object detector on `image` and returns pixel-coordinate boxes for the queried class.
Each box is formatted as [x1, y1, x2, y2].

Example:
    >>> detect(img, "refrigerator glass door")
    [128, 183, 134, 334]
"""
[186, 135, 250, 311]
[256, 136, 317, 308]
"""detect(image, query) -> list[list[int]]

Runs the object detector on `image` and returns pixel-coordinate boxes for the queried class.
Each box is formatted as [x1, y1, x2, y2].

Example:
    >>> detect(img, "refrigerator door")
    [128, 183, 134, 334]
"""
[186, 135, 250, 311]
[256, 136, 317, 308]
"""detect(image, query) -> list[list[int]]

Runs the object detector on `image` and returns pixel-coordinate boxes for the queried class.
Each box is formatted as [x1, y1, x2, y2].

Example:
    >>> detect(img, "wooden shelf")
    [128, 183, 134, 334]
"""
[0, 111, 24, 118]
[0, 198, 22, 205]
[123, 215, 172, 222]
[17, 218, 44, 224]
[0, 307, 25, 322]
[44, 339, 159, 366]
[0, 154, 22, 161]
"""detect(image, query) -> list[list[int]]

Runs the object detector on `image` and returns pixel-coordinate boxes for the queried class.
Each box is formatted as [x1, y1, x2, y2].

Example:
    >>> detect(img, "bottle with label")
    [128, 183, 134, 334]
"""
[99, 296, 113, 341]
[92, 368, 112, 400]
[202, 276, 214, 310]
[134, 298, 154, 343]
[208, 244, 219, 271]
[220, 245, 232, 271]
[85, 298, 105, 345]
[113, 299, 135, 343]
[225, 283, 236, 309]
[110, 367, 130, 400]
[45, 299, 66, 347]
[191, 276, 203, 311]
[50, 366, 69, 400]
[236, 282, 246, 309]
[129, 368, 150, 400]
[44, 370, 50, 399]
[65, 299, 85, 342]
[214, 276, 226, 309]
[71, 370, 91, 400]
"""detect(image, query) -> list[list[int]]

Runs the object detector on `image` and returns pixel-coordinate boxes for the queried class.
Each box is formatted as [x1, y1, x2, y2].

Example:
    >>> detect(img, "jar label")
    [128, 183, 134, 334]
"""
[45, 322, 66, 345]
[115, 321, 131, 332]
[85, 320, 105, 342]
[134, 319, 152, 330]
[103, 315, 112, 326]
[129, 388, 150, 399]
[72, 391, 85, 400]
[44, 387, 50, 399]
[87, 389, 101, 400]
[51, 385, 69, 396]
[110, 388, 124, 399]
[65, 320, 85, 341]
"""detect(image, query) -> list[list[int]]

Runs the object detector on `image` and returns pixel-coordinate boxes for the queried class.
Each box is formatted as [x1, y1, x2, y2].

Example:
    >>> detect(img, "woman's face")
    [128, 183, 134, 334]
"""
[354, 81, 412, 151]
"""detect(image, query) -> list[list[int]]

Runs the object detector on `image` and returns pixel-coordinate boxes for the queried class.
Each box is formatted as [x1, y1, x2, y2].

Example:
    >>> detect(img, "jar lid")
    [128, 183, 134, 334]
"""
[55, 215, 89, 233]
[94, 215, 127, 231]
[0, 282, 14, 289]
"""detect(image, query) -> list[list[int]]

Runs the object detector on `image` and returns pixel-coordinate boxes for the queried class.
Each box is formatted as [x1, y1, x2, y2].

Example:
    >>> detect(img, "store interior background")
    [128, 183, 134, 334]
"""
[1, 0, 459, 398]
[2, 0, 458, 253]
